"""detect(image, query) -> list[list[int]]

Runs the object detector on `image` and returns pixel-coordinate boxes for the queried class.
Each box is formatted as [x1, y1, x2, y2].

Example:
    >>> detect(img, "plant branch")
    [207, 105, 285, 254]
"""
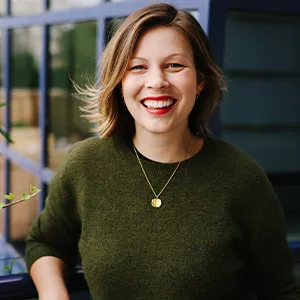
[1, 190, 41, 209]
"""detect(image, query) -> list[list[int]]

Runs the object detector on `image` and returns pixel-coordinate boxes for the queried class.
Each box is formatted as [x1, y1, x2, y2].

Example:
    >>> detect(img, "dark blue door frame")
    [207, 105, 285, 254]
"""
[208, 0, 300, 250]
[0, 0, 211, 241]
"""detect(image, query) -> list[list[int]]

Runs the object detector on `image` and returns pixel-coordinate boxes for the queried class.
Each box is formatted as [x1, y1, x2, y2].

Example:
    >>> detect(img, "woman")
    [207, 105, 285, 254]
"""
[25, 3, 300, 299]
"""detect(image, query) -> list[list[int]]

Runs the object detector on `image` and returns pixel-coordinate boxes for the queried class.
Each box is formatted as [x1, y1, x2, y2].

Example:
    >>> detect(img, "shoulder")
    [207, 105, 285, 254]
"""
[205, 139, 282, 224]
[65, 135, 114, 161]
[207, 137, 266, 177]
[56, 136, 116, 178]
[206, 137, 253, 162]
[205, 137, 274, 196]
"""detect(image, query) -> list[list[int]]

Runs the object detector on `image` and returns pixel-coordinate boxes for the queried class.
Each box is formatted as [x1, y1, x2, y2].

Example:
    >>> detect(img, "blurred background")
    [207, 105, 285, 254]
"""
[0, 0, 299, 298]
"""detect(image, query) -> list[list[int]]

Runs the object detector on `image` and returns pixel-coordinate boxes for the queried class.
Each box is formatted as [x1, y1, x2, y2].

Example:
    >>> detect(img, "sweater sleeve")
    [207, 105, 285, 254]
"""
[245, 174, 300, 299]
[25, 156, 81, 273]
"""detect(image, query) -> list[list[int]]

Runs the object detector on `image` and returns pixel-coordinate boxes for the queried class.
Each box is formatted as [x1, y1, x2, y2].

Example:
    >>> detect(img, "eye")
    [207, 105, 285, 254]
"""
[129, 65, 145, 70]
[166, 63, 184, 68]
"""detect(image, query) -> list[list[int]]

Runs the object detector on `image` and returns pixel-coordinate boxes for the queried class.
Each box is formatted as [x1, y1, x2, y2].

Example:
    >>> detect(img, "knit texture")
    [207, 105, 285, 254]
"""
[25, 135, 300, 299]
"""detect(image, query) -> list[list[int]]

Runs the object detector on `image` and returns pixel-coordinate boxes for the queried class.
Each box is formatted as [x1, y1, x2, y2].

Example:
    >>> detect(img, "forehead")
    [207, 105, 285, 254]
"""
[132, 26, 193, 59]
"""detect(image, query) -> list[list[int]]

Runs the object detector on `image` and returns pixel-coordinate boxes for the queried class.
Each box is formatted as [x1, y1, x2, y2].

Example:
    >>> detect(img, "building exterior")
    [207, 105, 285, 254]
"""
[0, 0, 299, 298]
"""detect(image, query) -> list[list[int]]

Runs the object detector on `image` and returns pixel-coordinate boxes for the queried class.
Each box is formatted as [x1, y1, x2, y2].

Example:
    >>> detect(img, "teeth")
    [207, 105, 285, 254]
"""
[143, 99, 174, 108]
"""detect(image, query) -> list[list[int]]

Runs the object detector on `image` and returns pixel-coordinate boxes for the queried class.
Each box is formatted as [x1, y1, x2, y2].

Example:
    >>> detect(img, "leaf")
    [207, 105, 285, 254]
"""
[21, 193, 31, 200]
[4, 193, 14, 201]
[0, 203, 4, 209]
[0, 102, 7, 108]
[3, 266, 11, 272]
[0, 127, 13, 143]
[30, 185, 37, 193]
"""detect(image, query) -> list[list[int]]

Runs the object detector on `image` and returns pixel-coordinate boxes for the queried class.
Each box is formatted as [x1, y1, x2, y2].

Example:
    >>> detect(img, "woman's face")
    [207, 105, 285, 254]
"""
[121, 26, 204, 136]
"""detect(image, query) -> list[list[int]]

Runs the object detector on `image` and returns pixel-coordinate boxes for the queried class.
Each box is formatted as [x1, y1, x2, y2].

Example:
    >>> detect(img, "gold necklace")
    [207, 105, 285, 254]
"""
[133, 146, 182, 208]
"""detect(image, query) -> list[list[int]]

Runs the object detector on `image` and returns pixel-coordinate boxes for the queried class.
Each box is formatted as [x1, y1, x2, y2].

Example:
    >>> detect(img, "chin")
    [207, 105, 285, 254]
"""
[142, 125, 175, 135]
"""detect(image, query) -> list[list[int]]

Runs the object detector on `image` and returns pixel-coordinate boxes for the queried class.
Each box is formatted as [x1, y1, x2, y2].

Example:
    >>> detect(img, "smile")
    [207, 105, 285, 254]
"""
[141, 99, 175, 108]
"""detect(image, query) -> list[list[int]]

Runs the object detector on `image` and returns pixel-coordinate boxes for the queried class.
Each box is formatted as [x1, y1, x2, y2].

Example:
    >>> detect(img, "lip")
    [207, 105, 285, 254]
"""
[145, 106, 174, 115]
[141, 95, 175, 101]
[140, 96, 176, 115]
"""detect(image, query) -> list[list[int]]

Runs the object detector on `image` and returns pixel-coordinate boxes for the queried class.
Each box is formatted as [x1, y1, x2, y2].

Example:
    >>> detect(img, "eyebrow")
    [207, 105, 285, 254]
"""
[130, 53, 188, 61]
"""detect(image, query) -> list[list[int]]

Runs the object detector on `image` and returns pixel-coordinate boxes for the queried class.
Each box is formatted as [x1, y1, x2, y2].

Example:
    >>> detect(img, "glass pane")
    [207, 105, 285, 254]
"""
[188, 9, 199, 21]
[221, 75, 300, 125]
[11, 0, 41, 15]
[224, 12, 300, 71]
[221, 130, 300, 173]
[9, 163, 39, 240]
[49, 22, 96, 170]
[105, 17, 125, 45]
[0, 255, 26, 275]
[10, 27, 41, 163]
[0, 0, 4, 15]
[50, 0, 100, 11]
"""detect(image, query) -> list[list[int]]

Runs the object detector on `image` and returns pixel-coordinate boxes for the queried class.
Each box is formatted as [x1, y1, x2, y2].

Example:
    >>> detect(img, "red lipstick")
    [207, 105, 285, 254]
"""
[145, 106, 174, 115]
[142, 95, 173, 101]
[141, 96, 176, 115]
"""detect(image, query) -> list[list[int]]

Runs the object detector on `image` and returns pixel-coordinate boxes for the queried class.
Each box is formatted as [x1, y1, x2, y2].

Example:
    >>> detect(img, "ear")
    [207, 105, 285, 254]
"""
[196, 73, 205, 94]
[197, 81, 205, 94]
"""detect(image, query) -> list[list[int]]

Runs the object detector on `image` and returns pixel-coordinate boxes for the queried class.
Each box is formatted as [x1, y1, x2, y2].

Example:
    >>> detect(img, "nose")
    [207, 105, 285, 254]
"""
[144, 67, 169, 90]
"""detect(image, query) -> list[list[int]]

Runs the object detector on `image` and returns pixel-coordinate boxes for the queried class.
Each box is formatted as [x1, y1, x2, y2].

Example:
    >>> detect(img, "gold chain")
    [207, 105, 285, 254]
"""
[133, 145, 182, 208]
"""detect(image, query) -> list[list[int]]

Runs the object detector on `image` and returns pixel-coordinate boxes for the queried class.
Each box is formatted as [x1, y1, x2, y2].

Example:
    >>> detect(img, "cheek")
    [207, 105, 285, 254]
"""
[177, 80, 198, 100]
[172, 71, 198, 93]
[121, 75, 142, 97]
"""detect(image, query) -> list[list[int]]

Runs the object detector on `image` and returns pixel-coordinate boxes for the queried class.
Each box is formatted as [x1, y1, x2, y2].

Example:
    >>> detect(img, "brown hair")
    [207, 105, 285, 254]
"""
[78, 3, 227, 138]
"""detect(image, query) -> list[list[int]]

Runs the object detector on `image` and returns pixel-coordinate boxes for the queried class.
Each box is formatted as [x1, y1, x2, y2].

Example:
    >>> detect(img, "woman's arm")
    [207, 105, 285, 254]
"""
[26, 147, 81, 298]
[30, 256, 70, 300]
[241, 175, 300, 299]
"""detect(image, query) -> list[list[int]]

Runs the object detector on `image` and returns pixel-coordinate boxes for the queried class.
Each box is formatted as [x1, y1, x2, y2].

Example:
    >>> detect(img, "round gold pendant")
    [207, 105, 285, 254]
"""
[151, 198, 162, 208]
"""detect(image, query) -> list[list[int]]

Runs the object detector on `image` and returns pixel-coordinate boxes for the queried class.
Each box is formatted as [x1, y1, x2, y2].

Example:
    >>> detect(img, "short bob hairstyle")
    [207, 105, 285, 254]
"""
[79, 3, 227, 138]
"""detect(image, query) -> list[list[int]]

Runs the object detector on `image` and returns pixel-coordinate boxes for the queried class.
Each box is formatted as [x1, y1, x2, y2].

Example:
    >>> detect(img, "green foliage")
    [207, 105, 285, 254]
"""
[0, 102, 13, 143]
[1, 186, 41, 210]
[52, 22, 97, 89]
[3, 260, 15, 275]
[0, 51, 39, 88]
[11, 51, 39, 88]
[0, 127, 13, 143]
[4, 193, 14, 201]
[21, 193, 31, 200]
[30, 185, 38, 193]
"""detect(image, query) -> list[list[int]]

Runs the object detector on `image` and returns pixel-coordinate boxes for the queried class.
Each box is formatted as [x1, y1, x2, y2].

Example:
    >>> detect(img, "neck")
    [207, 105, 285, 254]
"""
[133, 127, 203, 163]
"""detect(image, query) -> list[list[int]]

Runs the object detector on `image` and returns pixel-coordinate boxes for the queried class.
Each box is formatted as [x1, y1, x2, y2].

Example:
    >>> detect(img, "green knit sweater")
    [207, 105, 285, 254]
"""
[25, 135, 300, 299]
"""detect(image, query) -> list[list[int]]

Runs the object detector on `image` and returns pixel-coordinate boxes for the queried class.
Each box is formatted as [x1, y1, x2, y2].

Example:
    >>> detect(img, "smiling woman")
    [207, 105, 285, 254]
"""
[78, 4, 226, 141]
[25, 3, 300, 300]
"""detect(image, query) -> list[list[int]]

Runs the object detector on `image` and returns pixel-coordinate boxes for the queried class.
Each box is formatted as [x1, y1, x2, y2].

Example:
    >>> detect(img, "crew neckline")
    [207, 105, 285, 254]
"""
[111, 133, 214, 171]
